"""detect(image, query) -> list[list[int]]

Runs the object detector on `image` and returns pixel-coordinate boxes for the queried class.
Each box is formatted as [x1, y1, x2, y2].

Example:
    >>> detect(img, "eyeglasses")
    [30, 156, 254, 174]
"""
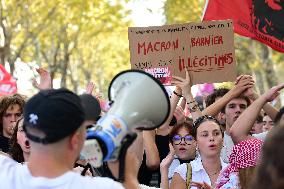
[172, 134, 194, 145]
[193, 115, 220, 129]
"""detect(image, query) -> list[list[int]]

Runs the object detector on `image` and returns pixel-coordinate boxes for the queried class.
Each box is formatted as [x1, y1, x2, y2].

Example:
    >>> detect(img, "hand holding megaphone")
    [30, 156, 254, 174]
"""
[80, 70, 170, 168]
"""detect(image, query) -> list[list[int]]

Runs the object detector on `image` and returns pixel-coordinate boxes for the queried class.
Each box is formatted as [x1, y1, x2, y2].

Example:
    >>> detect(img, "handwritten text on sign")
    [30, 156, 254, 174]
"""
[128, 20, 236, 85]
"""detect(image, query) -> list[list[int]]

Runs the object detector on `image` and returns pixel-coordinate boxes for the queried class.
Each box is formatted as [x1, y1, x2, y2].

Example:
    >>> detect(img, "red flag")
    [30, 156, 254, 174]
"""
[0, 64, 17, 95]
[203, 0, 284, 53]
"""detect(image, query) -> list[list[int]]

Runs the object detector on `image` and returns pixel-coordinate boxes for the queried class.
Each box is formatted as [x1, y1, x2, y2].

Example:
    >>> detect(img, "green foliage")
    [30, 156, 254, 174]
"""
[0, 0, 131, 94]
[164, 0, 205, 23]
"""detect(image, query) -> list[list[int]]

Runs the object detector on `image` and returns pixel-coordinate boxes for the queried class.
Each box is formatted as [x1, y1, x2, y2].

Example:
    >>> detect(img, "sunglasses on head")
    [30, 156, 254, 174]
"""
[193, 115, 220, 129]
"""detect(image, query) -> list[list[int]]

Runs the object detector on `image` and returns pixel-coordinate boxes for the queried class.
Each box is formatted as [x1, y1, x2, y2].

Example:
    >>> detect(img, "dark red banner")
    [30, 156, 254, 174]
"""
[203, 0, 284, 53]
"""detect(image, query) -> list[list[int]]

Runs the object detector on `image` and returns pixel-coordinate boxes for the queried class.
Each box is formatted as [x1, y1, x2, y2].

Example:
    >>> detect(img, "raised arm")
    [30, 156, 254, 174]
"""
[32, 68, 52, 90]
[174, 105, 186, 125]
[246, 89, 279, 120]
[123, 150, 141, 189]
[84, 81, 104, 100]
[158, 86, 182, 134]
[230, 83, 284, 144]
[107, 134, 143, 189]
[172, 69, 202, 121]
[202, 75, 254, 117]
[160, 144, 175, 189]
[143, 130, 160, 170]
[85, 81, 95, 94]
[234, 76, 278, 122]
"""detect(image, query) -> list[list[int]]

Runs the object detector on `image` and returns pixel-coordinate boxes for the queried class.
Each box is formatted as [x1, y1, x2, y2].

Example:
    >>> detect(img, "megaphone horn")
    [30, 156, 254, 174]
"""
[108, 69, 170, 130]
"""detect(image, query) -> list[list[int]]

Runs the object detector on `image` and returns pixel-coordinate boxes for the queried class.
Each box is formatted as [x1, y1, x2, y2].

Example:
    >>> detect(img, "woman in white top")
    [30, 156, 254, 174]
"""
[171, 115, 226, 189]
[160, 120, 197, 189]
[170, 70, 226, 189]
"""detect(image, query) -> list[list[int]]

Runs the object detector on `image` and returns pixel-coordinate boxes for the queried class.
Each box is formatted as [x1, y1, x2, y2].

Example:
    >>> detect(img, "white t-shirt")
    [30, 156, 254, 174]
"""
[174, 157, 227, 189]
[0, 155, 124, 189]
[168, 155, 181, 184]
[253, 131, 268, 141]
[221, 133, 234, 163]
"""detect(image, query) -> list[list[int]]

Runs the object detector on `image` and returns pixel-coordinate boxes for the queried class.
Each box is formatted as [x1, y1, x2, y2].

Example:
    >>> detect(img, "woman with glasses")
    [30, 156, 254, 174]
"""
[160, 120, 196, 189]
[170, 70, 227, 189]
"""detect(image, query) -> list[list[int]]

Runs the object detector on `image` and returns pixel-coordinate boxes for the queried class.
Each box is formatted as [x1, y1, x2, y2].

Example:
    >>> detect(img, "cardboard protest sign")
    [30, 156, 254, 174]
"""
[128, 20, 236, 85]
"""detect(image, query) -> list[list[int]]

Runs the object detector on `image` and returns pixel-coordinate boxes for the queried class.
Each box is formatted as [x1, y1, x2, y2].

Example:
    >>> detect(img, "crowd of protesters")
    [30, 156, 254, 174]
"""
[1, 67, 284, 189]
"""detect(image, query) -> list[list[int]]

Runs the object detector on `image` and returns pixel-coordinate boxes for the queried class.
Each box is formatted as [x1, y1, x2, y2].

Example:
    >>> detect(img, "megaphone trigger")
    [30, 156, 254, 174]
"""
[108, 100, 114, 107]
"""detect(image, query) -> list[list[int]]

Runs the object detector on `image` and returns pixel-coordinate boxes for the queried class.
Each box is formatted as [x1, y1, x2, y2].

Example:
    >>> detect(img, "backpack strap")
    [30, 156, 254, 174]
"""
[186, 163, 192, 189]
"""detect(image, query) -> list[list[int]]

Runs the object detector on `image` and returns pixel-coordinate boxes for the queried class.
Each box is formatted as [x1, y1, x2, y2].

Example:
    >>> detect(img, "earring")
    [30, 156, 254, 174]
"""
[195, 146, 200, 159]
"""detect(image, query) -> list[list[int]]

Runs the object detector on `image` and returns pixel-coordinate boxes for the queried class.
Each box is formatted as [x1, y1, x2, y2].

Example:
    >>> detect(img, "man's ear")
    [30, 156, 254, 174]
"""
[69, 131, 80, 150]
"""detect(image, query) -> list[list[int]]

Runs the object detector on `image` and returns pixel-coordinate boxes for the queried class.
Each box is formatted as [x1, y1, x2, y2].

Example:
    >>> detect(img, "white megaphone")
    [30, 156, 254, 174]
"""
[80, 70, 170, 167]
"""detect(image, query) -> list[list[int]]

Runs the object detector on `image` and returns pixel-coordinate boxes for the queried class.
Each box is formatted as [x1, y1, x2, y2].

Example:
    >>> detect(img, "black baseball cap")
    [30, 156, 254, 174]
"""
[23, 88, 85, 144]
[79, 94, 101, 122]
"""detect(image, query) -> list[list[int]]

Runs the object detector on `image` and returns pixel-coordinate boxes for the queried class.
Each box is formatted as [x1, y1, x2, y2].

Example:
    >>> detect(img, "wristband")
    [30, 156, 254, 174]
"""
[188, 103, 199, 112]
[186, 100, 196, 105]
[173, 91, 183, 98]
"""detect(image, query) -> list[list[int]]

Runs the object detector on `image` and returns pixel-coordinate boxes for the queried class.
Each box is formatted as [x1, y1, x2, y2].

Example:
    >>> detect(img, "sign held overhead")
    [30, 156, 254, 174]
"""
[128, 20, 237, 85]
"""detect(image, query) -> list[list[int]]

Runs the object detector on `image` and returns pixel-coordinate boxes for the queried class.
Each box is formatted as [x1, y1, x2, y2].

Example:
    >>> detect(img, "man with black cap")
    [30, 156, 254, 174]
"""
[0, 88, 140, 189]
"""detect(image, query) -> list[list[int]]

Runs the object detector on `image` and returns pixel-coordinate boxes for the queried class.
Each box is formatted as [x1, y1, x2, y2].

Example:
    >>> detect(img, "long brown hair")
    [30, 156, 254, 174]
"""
[239, 167, 256, 189]
[9, 118, 24, 163]
[250, 126, 284, 189]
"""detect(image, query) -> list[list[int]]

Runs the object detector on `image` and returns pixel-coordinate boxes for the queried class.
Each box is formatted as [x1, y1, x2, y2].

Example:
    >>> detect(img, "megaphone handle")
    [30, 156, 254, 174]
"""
[118, 132, 137, 182]
[81, 163, 95, 177]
